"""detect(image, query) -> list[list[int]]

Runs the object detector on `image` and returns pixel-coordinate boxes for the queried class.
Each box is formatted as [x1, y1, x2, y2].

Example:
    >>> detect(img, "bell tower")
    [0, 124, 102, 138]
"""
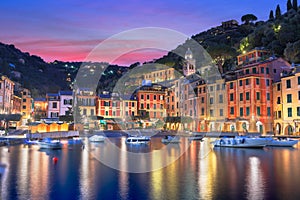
[183, 48, 196, 76]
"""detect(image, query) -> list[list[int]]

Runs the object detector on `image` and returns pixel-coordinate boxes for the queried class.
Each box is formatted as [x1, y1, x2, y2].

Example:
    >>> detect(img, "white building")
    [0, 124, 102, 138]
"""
[59, 91, 73, 116]
[46, 93, 60, 118]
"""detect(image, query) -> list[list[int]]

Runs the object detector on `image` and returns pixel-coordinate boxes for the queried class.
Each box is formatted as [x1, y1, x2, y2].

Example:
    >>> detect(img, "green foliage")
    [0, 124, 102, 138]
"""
[293, 0, 298, 10]
[241, 14, 258, 24]
[276, 5, 282, 19]
[269, 10, 275, 20]
[287, 0, 293, 11]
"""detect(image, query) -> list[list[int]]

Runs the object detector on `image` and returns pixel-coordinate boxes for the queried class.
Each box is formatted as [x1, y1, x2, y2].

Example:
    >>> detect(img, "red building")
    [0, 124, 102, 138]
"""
[225, 49, 292, 134]
[134, 84, 167, 120]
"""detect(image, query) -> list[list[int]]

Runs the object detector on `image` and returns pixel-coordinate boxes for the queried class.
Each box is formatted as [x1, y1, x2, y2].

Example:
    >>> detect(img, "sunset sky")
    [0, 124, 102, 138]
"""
[0, 0, 286, 65]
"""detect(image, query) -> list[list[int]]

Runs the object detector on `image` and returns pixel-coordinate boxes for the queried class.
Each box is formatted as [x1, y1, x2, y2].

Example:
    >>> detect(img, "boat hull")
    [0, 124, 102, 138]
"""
[267, 139, 298, 147]
[38, 142, 62, 149]
[213, 137, 268, 148]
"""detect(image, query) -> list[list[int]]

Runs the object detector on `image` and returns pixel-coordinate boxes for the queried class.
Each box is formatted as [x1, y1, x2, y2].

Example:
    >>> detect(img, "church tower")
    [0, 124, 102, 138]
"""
[183, 48, 196, 76]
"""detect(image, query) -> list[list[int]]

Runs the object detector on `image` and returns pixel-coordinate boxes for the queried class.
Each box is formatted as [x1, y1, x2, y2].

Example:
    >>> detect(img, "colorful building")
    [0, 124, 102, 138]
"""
[46, 93, 60, 118]
[0, 75, 14, 114]
[33, 98, 47, 120]
[59, 91, 73, 116]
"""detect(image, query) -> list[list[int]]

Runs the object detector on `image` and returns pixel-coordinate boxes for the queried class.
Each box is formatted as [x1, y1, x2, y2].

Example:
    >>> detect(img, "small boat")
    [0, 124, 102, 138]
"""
[37, 138, 62, 149]
[213, 137, 269, 148]
[89, 135, 106, 142]
[188, 132, 204, 141]
[125, 136, 150, 144]
[161, 136, 181, 143]
[24, 139, 39, 145]
[267, 138, 298, 147]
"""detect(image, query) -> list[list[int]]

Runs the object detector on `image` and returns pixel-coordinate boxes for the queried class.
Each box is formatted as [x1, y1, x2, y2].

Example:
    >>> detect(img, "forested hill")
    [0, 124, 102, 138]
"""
[155, 3, 300, 72]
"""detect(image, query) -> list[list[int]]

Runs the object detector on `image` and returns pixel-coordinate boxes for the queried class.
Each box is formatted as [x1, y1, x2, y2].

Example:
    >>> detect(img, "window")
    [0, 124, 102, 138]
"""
[217, 84, 220, 90]
[230, 82, 233, 89]
[230, 93, 234, 101]
[154, 95, 156, 100]
[22, 99, 26, 102]
[261, 67, 265, 74]
[201, 97, 204, 103]
[266, 79, 270, 86]
[239, 80, 243, 86]
[91, 109, 94, 116]
[256, 92, 260, 100]
[257, 107, 261, 116]
[132, 102, 135, 107]
[297, 107, 300, 116]
[147, 104, 150, 109]
[240, 93, 243, 101]
[210, 97, 214, 104]
[277, 84, 281, 91]
[246, 69, 250, 74]
[277, 97, 281, 104]
[267, 93, 270, 101]
[267, 107, 271, 116]
[201, 108, 204, 115]
[286, 80, 291, 88]
[160, 104, 163, 109]
[147, 95, 150, 100]
[266, 67, 269, 74]
[210, 109, 214, 117]
[278, 111, 282, 118]
[256, 78, 260, 85]
[252, 68, 257, 74]
[287, 94, 292, 103]
[153, 104, 156, 109]
[298, 91, 300, 100]
[230, 107, 234, 115]
[141, 104, 144, 109]
[298, 77, 300, 85]
[245, 79, 249, 85]
[288, 108, 292, 117]
[125, 102, 129, 107]
[219, 94, 223, 103]
[83, 109, 87, 115]
[246, 92, 250, 100]
[22, 105, 26, 109]
[210, 86, 214, 91]
[141, 94, 144, 99]
[199, 88, 202, 94]
[273, 69, 277, 73]
[246, 107, 250, 116]
[220, 109, 223, 116]
[53, 102, 57, 109]
[240, 107, 243, 117]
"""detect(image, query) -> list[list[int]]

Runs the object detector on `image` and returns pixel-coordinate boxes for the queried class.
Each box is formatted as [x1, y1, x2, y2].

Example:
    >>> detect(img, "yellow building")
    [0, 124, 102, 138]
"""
[274, 67, 300, 135]
[21, 88, 33, 125]
[143, 68, 176, 83]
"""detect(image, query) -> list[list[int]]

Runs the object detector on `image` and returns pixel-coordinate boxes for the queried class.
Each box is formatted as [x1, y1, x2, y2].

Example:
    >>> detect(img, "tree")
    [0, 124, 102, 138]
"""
[269, 10, 275, 20]
[241, 14, 258, 24]
[276, 5, 282, 19]
[293, 0, 298, 10]
[287, 0, 293, 10]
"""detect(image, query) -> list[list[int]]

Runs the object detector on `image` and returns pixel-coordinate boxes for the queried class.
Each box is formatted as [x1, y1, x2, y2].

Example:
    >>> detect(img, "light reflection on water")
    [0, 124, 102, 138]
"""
[1, 137, 300, 199]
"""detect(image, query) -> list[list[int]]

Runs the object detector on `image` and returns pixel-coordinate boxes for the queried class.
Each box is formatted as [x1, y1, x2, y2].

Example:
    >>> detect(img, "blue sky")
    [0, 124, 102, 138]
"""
[0, 0, 287, 65]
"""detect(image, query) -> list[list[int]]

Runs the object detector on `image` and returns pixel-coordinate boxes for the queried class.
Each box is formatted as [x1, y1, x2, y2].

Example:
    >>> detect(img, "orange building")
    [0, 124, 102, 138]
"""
[33, 98, 47, 121]
[134, 84, 167, 120]
[225, 50, 292, 134]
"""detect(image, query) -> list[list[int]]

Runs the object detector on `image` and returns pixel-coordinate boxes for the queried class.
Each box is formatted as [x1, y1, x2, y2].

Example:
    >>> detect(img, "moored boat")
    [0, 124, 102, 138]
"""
[126, 136, 150, 144]
[161, 136, 181, 143]
[89, 135, 106, 142]
[37, 138, 62, 149]
[267, 138, 298, 147]
[188, 132, 204, 141]
[213, 137, 269, 148]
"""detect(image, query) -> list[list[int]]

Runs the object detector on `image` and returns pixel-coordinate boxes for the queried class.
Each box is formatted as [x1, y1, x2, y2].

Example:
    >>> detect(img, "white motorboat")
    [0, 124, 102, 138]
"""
[89, 135, 106, 142]
[267, 138, 298, 147]
[125, 136, 150, 144]
[38, 138, 62, 149]
[213, 137, 269, 148]
[188, 132, 204, 141]
[161, 136, 181, 143]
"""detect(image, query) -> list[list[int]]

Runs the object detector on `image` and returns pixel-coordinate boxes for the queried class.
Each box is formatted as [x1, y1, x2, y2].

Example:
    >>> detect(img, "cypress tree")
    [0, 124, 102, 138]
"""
[276, 5, 282, 19]
[293, 0, 298, 10]
[287, 0, 293, 10]
[269, 10, 274, 20]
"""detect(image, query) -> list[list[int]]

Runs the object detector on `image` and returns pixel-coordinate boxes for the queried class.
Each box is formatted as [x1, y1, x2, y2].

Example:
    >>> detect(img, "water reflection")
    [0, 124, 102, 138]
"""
[1, 138, 300, 199]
